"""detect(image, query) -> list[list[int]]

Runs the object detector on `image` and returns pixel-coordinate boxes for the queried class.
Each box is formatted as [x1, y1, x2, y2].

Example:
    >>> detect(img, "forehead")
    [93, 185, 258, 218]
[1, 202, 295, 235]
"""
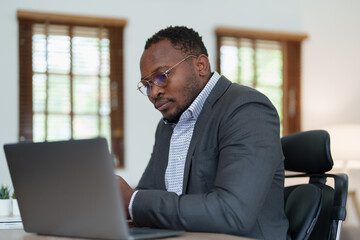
[140, 39, 184, 78]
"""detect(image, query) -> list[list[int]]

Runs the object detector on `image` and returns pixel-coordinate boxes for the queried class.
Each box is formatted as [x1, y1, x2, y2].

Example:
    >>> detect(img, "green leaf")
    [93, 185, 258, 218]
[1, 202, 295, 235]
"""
[0, 185, 10, 199]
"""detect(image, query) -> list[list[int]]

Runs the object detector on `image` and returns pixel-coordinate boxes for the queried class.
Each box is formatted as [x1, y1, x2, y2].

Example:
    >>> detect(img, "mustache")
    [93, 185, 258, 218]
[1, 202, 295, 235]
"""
[154, 97, 175, 109]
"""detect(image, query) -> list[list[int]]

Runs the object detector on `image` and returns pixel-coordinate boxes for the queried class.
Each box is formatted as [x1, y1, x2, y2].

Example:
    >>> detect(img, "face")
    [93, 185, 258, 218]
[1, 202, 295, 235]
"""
[140, 40, 205, 122]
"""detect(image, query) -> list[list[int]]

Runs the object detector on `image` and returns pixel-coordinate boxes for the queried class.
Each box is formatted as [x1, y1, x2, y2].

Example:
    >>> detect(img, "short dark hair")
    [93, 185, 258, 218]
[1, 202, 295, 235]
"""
[144, 26, 208, 57]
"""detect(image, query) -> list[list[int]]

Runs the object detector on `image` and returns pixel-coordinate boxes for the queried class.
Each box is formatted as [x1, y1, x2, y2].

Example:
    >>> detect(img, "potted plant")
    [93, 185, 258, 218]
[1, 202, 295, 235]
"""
[0, 185, 11, 216]
[12, 192, 20, 216]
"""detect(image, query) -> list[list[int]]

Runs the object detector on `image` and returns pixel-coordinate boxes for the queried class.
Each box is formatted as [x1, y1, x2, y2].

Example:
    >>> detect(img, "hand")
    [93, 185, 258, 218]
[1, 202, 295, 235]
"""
[116, 175, 135, 218]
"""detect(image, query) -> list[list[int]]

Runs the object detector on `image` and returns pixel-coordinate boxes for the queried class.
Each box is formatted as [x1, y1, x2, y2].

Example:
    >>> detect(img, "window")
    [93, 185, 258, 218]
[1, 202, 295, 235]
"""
[18, 10, 126, 167]
[216, 27, 307, 135]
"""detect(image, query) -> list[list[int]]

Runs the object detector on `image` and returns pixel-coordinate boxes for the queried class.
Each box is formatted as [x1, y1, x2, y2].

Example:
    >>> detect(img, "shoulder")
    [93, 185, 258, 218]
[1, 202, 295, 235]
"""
[212, 76, 275, 109]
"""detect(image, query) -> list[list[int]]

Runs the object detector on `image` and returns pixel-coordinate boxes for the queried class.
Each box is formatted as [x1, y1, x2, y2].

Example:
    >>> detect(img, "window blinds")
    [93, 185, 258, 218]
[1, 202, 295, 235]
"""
[18, 11, 126, 167]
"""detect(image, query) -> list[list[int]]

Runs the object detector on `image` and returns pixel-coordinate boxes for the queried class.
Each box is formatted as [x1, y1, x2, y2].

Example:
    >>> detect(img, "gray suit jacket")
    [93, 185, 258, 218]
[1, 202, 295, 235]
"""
[133, 76, 289, 239]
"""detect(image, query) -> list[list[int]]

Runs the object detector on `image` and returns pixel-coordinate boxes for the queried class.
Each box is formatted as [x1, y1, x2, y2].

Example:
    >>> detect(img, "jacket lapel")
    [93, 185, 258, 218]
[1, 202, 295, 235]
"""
[182, 76, 232, 193]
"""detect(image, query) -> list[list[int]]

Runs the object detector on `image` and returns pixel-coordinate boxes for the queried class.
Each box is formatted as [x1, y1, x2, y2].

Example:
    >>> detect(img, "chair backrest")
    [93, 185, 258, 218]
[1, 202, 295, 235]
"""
[285, 184, 322, 240]
[282, 130, 348, 240]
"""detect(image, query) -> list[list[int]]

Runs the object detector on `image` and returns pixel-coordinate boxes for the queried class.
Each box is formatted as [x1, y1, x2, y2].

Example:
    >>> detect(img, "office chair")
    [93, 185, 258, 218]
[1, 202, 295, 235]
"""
[282, 130, 348, 240]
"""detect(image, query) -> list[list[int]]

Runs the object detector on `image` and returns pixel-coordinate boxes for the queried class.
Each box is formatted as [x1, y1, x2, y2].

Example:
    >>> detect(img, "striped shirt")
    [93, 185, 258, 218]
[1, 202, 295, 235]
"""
[164, 72, 220, 195]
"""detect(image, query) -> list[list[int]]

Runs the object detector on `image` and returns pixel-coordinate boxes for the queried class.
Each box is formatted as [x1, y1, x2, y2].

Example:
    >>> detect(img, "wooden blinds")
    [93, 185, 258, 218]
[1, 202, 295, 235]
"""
[18, 10, 126, 167]
[216, 27, 307, 135]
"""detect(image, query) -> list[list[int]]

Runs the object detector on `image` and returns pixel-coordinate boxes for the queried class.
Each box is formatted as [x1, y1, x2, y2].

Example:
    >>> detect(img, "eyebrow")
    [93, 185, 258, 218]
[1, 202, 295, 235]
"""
[141, 65, 169, 81]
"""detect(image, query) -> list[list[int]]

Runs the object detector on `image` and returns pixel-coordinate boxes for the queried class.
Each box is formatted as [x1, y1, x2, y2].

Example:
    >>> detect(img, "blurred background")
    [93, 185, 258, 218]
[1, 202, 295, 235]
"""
[0, 0, 359, 238]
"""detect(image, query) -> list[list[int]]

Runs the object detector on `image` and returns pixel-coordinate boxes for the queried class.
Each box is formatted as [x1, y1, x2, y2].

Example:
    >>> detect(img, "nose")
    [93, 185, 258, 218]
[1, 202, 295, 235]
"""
[149, 84, 164, 99]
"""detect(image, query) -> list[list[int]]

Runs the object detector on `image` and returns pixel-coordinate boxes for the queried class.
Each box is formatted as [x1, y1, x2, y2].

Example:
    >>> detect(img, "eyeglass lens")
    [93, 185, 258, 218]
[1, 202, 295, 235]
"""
[141, 73, 168, 96]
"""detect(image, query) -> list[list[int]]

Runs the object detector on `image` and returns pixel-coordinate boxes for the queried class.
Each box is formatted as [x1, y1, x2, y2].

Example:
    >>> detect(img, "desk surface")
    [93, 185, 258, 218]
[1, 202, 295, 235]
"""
[0, 229, 250, 240]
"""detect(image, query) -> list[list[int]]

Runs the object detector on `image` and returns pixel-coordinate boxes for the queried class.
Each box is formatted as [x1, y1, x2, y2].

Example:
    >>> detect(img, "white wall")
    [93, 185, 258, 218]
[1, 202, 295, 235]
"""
[0, 0, 359, 187]
[300, 0, 360, 129]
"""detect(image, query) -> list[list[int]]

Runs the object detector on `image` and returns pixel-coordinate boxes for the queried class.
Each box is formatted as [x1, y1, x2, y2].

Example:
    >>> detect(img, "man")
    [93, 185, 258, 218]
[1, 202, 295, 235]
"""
[117, 26, 289, 239]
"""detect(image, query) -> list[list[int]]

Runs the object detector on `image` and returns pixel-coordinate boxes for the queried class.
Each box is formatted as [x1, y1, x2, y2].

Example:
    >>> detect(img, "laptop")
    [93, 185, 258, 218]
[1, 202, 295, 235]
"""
[4, 138, 184, 240]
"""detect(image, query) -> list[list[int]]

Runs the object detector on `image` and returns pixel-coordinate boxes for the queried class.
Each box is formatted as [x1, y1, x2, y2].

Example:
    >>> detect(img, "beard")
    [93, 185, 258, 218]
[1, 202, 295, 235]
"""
[164, 73, 203, 123]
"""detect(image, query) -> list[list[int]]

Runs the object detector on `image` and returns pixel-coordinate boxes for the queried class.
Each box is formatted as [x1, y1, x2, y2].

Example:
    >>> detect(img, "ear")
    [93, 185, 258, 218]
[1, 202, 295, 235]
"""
[194, 54, 210, 77]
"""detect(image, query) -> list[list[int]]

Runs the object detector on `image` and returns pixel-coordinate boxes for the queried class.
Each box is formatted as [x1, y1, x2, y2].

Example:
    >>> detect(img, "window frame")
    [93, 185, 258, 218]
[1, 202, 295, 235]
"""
[17, 10, 126, 167]
[216, 27, 307, 135]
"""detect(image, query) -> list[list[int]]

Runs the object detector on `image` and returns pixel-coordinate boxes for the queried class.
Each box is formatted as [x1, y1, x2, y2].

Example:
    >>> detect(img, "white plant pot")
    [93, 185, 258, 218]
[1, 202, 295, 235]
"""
[0, 199, 12, 216]
[12, 199, 20, 216]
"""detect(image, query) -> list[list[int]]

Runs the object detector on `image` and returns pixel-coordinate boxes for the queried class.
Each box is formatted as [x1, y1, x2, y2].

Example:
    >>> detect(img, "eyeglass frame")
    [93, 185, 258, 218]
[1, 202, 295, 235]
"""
[137, 55, 198, 96]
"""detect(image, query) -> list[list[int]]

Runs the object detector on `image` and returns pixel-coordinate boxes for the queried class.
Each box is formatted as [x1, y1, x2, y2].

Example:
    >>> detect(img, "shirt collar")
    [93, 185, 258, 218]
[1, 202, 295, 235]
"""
[163, 71, 221, 125]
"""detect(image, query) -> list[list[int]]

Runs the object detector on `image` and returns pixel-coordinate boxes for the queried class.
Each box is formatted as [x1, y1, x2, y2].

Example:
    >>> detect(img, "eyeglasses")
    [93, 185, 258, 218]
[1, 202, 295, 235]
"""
[137, 55, 197, 96]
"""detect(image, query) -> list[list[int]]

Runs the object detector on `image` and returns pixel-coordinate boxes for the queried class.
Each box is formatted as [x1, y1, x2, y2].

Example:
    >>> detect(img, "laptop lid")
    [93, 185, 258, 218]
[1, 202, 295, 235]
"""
[4, 138, 183, 240]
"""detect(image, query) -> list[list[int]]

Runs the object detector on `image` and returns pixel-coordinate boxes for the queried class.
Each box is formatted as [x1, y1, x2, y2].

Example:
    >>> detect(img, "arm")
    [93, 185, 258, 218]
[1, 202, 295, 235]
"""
[116, 175, 134, 219]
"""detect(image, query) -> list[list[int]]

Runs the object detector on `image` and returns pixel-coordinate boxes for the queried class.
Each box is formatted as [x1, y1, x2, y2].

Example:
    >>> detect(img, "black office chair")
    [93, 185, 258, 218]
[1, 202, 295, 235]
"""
[282, 130, 348, 240]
